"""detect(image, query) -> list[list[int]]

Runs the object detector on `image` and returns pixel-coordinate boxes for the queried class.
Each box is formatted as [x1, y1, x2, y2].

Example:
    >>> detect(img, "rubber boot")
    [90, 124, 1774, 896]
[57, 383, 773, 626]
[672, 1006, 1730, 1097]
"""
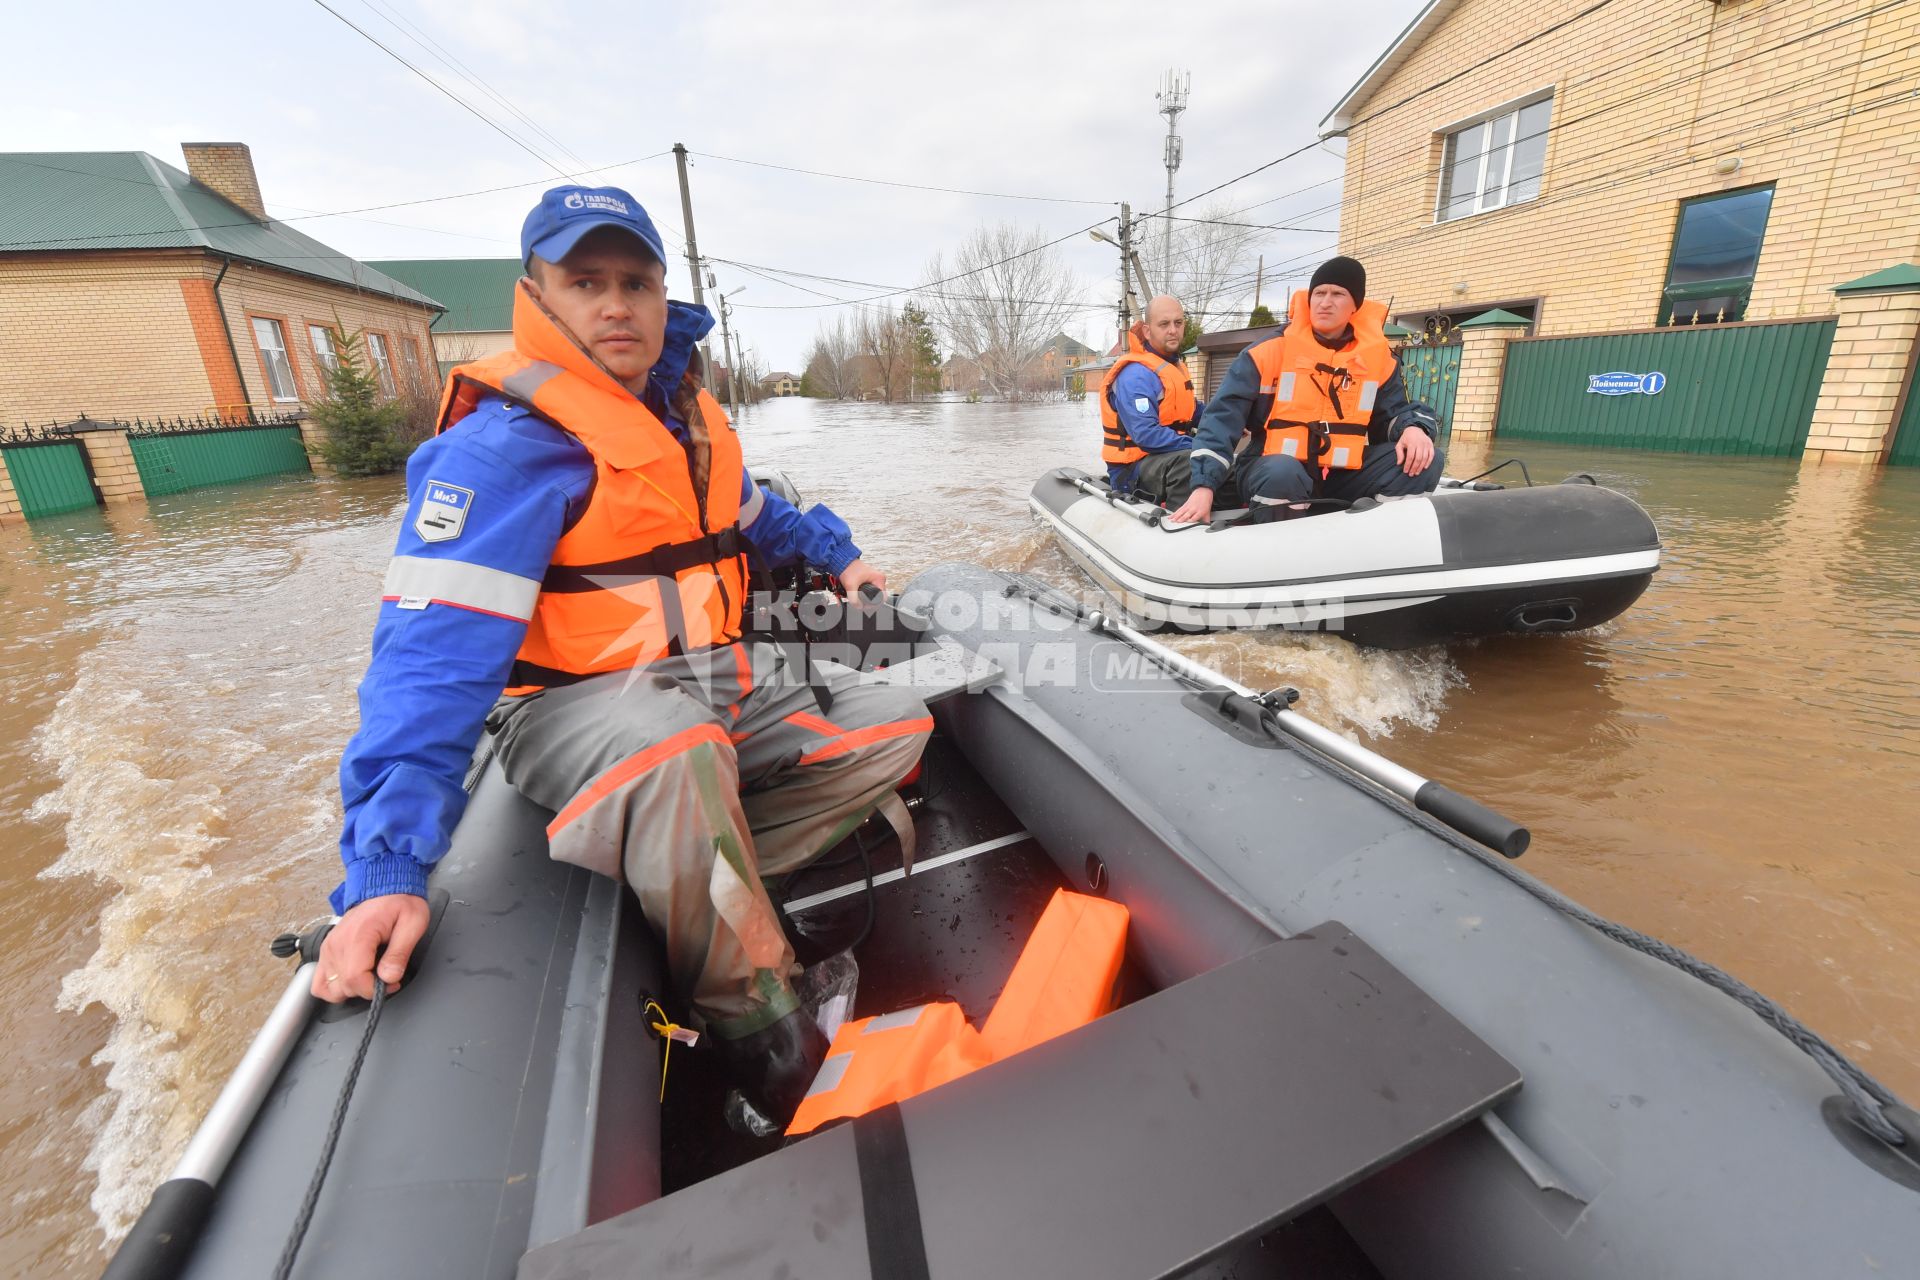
[714, 1006, 829, 1126]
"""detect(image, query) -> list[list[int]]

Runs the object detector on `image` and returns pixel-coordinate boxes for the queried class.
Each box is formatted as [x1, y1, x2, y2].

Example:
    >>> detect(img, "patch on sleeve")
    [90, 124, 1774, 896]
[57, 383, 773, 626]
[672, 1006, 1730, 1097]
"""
[414, 480, 474, 543]
[1133, 396, 1152, 413]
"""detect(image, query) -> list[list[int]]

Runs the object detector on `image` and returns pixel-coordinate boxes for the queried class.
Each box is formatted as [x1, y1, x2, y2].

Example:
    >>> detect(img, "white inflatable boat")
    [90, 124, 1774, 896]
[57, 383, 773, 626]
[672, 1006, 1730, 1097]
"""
[1031, 467, 1661, 647]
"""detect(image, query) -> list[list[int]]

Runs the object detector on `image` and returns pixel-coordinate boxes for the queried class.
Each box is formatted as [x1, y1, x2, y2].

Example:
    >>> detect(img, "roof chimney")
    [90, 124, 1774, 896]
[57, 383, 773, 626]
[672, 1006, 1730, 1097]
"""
[181, 142, 267, 220]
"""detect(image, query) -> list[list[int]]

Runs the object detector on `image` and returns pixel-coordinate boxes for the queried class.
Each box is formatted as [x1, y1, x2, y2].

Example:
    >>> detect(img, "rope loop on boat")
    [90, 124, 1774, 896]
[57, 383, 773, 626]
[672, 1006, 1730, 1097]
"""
[274, 977, 386, 1280]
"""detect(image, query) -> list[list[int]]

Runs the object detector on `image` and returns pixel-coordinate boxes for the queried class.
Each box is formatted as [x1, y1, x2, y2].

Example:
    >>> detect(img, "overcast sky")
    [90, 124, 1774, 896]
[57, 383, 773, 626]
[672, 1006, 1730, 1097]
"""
[5, 0, 1430, 369]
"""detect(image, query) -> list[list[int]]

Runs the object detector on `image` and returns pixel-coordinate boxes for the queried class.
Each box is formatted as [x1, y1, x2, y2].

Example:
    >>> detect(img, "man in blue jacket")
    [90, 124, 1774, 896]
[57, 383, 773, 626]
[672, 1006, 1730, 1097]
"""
[1101, 295, 1203, 506]
[314, 185, 930, 1121]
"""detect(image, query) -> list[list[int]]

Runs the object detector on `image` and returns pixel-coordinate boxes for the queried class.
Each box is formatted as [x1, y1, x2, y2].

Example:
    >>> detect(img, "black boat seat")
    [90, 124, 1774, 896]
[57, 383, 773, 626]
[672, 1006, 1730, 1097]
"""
[518, 922, 1523, 1280]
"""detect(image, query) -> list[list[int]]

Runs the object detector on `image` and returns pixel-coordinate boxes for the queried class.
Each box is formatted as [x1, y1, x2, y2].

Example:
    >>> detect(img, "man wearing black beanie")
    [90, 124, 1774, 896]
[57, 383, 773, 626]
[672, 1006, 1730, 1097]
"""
[1169, 255, 1443, 525]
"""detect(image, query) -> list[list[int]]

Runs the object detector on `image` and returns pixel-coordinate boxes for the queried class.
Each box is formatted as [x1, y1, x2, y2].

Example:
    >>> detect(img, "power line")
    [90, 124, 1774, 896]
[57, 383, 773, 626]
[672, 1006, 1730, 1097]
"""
[308, 0, 572, 178]
[688, 151, 1111, 206]
[357, 0, 593, 172]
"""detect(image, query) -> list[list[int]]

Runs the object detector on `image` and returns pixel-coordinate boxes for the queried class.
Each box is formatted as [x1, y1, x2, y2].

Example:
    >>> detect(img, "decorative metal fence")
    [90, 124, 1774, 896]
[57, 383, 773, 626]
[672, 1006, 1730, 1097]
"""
[1394, 335, 1460, 447]
[0, 422, 99, 519]
[124, 409, 311, 497]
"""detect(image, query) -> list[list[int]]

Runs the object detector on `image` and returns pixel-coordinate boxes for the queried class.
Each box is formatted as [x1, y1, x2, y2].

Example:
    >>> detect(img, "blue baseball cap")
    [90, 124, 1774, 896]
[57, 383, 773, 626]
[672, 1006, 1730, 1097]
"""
[520, 185, 667, 271]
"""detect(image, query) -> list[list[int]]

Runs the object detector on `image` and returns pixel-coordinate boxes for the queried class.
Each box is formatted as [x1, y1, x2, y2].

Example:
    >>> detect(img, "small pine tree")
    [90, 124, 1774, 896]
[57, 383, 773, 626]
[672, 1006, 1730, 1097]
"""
[1181, 317, 1204, 353]
[1248, 303, 1277, 328]
[311, 325, 410, 477]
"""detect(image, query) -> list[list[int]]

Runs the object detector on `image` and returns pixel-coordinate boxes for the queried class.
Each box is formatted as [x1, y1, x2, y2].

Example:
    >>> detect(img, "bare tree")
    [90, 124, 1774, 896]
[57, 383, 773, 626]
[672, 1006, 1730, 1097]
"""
[921, 222, 1082, 401]
[802, 316, 863, 399]
[854, 307, 919, 402]
[1163, 200, 1264, 330]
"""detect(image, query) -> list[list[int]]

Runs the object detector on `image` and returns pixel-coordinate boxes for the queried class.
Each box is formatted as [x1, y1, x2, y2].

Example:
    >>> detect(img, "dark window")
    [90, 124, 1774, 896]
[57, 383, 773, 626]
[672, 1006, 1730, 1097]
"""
[1660, 185, 1774, 325]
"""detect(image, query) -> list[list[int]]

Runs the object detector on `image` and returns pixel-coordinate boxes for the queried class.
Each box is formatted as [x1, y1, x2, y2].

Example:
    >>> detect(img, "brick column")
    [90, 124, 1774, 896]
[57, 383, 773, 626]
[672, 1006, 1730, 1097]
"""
[0, 453, 23, 524]
[296, 415, 337, 477]
[1449, 310, 1532, 441]
[66, 420, 146, 505]
[1803, 265, 1920, 466]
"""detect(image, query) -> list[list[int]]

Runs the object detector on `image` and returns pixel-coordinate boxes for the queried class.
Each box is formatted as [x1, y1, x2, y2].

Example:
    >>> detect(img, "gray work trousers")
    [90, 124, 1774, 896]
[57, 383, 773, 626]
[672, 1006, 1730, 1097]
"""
[487, 640, 932, 1037]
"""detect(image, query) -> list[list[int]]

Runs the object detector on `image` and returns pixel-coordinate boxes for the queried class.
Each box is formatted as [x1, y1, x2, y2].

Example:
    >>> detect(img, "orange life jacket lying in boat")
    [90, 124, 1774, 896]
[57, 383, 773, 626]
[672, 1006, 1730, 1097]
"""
[1247, 291, 1397, 471]
[788, 888, 1129, 1135]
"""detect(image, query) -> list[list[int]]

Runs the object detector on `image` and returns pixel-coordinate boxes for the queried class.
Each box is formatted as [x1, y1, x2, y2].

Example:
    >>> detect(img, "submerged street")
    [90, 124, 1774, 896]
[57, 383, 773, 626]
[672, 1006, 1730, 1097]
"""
[3, 396, 1918, 1272]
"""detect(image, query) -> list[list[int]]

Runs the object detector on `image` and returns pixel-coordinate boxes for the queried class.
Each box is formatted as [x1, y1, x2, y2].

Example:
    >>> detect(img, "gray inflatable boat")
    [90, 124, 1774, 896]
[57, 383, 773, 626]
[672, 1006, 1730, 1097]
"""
[1032, 466, 1661, 647]
[107, 563, 1917, 1280]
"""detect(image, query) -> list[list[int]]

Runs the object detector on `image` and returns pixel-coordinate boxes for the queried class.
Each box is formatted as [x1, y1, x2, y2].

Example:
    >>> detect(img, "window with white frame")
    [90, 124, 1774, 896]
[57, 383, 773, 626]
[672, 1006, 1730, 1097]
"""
[1435, 95, 1552, 223]
[251, 317, 299, 402]
[308, 324, 337, 372]
[399, 334, 424, 391]
[366, 332, 397, 396]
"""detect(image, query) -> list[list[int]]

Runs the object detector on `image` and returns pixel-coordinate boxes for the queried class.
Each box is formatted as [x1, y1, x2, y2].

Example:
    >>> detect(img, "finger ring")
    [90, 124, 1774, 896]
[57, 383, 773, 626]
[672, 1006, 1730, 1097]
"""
[327, 973, 339, 983]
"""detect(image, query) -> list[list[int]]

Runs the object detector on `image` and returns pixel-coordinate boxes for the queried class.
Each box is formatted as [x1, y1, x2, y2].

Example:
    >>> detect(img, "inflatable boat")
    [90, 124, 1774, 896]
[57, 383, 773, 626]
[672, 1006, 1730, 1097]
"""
[1031, 466, 1662, 647]
[107, 564, 1916, 1280]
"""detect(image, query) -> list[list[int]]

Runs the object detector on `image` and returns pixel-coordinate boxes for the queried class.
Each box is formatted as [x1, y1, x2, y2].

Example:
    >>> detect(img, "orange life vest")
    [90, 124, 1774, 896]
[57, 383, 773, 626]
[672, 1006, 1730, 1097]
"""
[1099, 330, 1197, 465]
[1248, 291, 1397, 471]
[787, 889, 1129, 1136]
[436, 282, 747, 694]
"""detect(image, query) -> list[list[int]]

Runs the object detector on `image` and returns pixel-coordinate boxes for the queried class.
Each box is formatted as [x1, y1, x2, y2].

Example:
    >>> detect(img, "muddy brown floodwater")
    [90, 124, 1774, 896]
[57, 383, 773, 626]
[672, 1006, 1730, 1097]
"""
[2, 396, 1915, 1274]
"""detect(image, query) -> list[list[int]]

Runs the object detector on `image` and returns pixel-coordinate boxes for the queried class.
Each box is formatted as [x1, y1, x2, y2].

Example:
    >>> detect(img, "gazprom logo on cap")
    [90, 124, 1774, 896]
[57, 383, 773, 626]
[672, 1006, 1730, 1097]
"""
[562, 190, 631, 215]
[1587, 371, 1666, 396]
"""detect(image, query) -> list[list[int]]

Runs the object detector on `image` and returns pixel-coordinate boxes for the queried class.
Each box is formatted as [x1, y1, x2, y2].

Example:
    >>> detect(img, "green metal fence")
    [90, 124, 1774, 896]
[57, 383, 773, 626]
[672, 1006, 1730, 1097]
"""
[1396, 341, 1460, 446]
[128, 422, 310, 498]
[1496, 318, 1836, 456]
[1, 438, 98, 519]
[1887, 361, 1920, 466]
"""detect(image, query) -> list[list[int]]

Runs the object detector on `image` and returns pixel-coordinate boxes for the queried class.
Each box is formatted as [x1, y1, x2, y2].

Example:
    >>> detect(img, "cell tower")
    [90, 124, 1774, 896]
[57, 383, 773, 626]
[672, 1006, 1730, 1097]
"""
[1156, 69, 1190, 292]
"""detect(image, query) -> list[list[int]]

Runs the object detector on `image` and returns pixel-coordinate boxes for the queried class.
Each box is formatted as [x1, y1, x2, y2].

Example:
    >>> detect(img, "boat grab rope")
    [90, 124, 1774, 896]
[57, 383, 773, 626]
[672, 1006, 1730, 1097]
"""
[998, 572, 1912, 1148]
[273, 977, 387, 1280]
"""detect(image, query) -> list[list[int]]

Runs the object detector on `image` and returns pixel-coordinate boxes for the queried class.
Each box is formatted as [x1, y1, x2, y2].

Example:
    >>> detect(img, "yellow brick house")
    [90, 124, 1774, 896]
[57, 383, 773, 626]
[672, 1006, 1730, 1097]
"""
[0, 143, 442, 427]
[1317, 0, 1920, 464]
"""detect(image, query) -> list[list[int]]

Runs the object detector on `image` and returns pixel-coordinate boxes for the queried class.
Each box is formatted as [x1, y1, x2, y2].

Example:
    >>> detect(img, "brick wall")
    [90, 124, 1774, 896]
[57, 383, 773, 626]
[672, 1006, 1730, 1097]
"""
[0, 251, 441, 427]
[0, 252, 216, 423]
[210, 259, 442, 409]
[1332, 0, 1920, 334]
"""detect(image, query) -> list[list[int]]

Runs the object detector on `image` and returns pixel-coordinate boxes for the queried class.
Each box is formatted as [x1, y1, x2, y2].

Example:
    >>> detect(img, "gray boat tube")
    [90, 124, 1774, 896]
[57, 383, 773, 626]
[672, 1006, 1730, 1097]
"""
[904, 559, 1919, 1279]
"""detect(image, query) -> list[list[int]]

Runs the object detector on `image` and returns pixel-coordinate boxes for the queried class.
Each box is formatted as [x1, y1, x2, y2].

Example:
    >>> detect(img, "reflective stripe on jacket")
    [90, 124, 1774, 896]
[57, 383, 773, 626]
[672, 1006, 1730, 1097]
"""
[1247, 291, 1397, 471]
[438, 282, 749, 691]
[1099, 330, 1197, 465]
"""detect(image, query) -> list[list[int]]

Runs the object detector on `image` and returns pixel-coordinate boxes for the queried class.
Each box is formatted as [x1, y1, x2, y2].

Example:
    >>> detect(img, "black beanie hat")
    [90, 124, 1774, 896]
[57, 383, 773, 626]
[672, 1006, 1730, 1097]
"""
[1309, 255, 1366, 304]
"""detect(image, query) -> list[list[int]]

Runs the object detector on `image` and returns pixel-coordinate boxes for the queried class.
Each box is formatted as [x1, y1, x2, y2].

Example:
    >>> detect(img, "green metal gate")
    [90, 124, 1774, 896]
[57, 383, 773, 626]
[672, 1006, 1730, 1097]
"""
[1396, 341, 1460, 445]
[1496, 318, 1835, 456]
[1, 439, 99, 519]
[128, 419, 310, 498]
[1886, 359, 1920, 466]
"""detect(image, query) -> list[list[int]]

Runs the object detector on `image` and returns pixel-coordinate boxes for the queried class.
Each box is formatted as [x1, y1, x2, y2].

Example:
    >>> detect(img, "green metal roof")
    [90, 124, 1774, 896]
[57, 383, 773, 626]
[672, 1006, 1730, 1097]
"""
[1833, 263, 1920, 295]
[0, 151, 439, 309]
[1458, 308, 1532, 329]
[366, 258, 523, 332]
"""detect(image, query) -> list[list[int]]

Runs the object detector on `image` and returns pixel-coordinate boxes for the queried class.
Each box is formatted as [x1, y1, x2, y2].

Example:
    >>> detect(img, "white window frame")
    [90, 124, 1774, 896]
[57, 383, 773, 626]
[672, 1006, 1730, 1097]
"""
[308, 324, 337, 372]
[1433, 88, 1554, 225]
[251, 316, 300, 403]
[366, 332, 397, 397]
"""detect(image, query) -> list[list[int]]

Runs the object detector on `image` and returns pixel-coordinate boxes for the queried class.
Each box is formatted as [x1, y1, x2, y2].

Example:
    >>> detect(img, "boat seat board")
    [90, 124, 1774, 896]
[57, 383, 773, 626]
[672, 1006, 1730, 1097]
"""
[519, 923, 1523, 1280]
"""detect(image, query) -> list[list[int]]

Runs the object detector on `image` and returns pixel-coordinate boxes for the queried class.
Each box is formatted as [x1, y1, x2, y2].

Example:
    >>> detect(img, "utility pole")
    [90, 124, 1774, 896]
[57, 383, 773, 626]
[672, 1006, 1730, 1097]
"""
[672, 142, 715, 386]
[715, 286, 743, 420]
[1156, 70, 1190, 289]
[1117, 202, 1134, 352]
[1253, 255, 1264, 313]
